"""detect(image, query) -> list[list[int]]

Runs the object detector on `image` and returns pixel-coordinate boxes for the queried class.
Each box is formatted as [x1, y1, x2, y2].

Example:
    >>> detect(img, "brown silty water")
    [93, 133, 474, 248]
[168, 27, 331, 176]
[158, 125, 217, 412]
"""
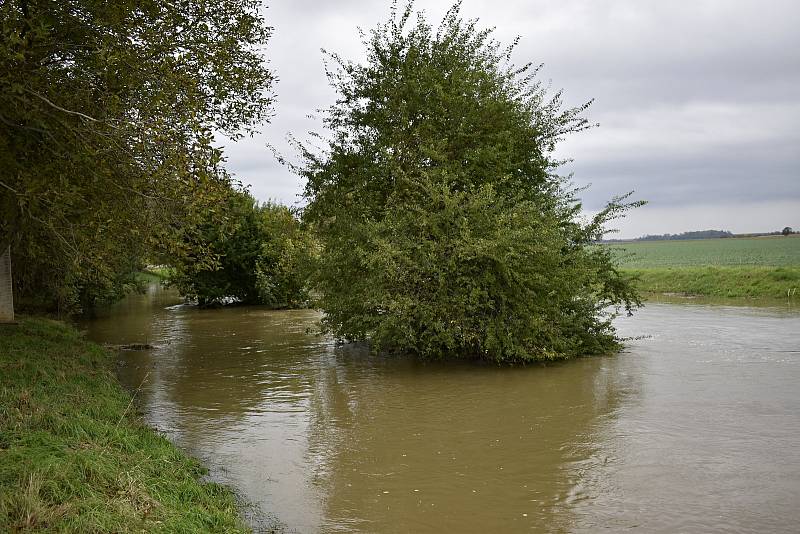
[82, 284, 800, 533]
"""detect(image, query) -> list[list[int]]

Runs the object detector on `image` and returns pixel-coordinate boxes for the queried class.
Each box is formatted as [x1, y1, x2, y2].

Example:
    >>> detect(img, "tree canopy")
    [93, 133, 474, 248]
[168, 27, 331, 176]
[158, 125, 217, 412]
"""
[170, 189, 312, 308]
[0, 0, 273, 312]
[297, 2, 641, 362]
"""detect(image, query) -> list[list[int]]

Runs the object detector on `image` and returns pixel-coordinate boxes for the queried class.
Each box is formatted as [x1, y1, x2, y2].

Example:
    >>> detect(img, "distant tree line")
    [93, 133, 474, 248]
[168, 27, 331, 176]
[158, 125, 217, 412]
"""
[601, 228, 796, 243]
[637, 230, 734, 241]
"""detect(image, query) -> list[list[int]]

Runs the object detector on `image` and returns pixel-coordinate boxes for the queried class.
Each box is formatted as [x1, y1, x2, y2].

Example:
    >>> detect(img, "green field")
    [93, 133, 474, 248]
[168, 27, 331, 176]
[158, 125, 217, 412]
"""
[606, 236, 800, 299]
[607, 235, 800, 268]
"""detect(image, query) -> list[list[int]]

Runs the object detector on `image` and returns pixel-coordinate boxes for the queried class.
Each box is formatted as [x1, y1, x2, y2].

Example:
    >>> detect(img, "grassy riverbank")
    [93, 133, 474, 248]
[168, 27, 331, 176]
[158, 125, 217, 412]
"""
[0, 319, 249, 532]
[624, 266, 800, 299]
[608, 236, 800, 299]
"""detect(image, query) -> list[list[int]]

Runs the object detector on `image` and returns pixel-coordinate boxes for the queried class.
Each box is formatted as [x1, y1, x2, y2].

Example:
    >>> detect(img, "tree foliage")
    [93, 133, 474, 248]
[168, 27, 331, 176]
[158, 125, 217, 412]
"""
[297, 2, 642, 361]
[0, 0, 273, 312]
[171, 189, 311, 308]
[253, 202, 315, 309]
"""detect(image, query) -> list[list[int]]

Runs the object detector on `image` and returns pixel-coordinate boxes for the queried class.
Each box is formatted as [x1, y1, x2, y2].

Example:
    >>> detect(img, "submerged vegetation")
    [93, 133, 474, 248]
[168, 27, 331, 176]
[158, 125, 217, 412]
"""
[0, 319, 249, 532]
[170, 189, 312, 308]
[2, 0, 644, 356]
[297, 3, 642, 362]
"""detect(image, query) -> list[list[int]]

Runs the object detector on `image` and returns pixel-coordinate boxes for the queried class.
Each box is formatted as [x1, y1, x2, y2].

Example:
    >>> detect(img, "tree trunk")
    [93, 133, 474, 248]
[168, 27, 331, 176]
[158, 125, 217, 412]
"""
[0, 246, 15, 323]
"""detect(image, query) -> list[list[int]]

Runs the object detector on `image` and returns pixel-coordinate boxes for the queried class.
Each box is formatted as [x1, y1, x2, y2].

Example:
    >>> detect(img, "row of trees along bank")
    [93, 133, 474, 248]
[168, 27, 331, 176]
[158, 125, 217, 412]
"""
[2, 1, 642, 363]
[0, 0, 273, 313]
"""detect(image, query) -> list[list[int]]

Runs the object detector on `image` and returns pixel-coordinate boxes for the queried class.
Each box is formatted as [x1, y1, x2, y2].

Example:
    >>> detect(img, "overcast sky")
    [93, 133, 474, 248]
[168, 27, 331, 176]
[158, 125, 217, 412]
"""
[221, 0, 799, 238]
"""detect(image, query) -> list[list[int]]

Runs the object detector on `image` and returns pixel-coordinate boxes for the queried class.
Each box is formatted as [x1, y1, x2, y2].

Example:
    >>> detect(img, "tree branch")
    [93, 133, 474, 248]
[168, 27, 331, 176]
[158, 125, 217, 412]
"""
[24, 89, 101, 123]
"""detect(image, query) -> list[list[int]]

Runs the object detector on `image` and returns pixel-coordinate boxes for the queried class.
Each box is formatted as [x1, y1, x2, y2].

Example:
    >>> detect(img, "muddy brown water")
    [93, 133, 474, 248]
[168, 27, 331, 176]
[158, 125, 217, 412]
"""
[82, 284, 800, 533]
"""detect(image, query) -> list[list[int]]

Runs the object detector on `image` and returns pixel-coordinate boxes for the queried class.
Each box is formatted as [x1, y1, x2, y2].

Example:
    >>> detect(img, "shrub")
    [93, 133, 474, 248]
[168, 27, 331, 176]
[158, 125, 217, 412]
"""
[297, 3, 641, 361]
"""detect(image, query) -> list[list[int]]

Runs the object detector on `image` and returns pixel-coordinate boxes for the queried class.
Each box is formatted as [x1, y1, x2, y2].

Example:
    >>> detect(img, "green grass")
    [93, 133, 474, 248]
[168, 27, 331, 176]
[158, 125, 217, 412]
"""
[137, 266, 174, 283]
[624, 266, 800, 299]
[0, 318, 250, 532]
[145, 266, 174, 279]
[134, 271, 163, 284]
[606, 236, 800, 299]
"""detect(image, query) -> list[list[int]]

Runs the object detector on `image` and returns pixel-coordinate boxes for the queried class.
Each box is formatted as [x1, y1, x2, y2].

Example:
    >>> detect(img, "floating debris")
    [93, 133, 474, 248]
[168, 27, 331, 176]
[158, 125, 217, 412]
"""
[111, 343, 154, 351]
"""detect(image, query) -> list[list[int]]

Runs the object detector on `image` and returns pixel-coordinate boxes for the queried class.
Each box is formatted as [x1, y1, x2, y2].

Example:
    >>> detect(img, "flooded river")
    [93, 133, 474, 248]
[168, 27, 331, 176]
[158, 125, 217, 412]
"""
[82, 285, 800, 533]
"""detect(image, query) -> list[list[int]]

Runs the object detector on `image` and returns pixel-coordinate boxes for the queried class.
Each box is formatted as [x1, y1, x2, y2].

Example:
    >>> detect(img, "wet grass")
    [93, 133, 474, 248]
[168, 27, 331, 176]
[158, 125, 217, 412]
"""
[0, 318, 250, 532]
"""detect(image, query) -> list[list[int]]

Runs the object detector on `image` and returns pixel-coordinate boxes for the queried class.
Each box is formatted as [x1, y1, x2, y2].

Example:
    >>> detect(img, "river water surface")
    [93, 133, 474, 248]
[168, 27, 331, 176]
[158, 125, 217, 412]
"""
[82, 285, 800, 533]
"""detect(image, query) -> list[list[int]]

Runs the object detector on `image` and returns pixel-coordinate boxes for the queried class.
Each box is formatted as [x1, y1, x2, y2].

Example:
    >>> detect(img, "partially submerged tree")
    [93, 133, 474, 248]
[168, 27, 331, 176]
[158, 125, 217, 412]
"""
[297, 2, 642, 361]
[0, 0, 274, 313]
[171, 189, 263, 306]
[171, 189, 311, 308]
[254, 202, 314, 309]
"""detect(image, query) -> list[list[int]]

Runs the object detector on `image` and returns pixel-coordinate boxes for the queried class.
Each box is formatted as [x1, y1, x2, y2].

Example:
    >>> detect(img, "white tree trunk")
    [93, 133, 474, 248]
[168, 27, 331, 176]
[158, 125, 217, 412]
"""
[0, 246, 14, 323]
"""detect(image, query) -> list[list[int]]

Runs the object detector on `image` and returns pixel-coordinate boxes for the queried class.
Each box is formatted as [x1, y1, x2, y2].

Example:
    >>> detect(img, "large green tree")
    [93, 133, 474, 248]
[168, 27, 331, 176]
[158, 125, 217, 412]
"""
[0, 0, 273, 312]
[171, 189, 312, 308]
[298, 2, 642, 362]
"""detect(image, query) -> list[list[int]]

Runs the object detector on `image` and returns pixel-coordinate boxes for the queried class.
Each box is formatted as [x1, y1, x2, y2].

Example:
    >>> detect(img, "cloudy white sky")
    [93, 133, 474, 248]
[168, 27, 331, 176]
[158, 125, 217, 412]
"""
[221, 0, 799, 238]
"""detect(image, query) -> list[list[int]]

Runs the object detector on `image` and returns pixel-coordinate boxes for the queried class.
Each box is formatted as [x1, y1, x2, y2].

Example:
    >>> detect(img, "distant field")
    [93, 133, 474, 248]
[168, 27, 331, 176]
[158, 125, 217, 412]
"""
[607, 236, 800, 299]
[607, 236, 800, 268]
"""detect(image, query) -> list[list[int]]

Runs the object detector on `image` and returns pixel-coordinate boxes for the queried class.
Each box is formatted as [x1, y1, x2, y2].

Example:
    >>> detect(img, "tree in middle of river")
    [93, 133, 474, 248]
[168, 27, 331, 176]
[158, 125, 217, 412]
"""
[296, 2, 643, 362]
